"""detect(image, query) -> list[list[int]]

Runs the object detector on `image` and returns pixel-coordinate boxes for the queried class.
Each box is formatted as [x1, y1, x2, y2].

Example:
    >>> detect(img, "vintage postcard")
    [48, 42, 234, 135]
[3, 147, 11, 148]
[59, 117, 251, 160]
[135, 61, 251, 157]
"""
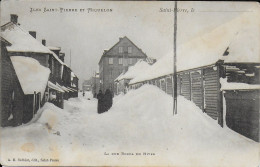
[1, 0, 260, 166]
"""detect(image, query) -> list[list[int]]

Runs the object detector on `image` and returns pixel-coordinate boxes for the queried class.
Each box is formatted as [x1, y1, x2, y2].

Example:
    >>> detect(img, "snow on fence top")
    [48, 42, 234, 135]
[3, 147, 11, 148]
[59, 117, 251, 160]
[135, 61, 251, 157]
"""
[130, 10, 260, 85]
[11, 56, 50, 98]
[220, 78, 260, 90]
[1, 23, 52, 54]
[116, 60, 151, 81]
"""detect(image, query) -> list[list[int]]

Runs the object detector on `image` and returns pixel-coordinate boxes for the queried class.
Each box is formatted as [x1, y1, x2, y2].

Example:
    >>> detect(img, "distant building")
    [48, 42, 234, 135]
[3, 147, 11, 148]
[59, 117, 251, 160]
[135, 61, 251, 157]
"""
[82, 79, 92, 92]
[91, 71, 100, 97]
[98, 36, 147, 93]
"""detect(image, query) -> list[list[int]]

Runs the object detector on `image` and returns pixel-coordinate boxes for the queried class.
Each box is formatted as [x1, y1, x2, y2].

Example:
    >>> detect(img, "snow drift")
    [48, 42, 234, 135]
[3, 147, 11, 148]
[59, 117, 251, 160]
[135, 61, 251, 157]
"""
[1, 85, 259, 167]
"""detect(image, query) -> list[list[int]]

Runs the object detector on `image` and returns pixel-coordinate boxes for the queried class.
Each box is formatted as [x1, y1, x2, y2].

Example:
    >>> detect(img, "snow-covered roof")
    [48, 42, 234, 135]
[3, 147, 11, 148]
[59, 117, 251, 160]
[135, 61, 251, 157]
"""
[48, 81, 65, 93]
[66, 87, 77, 92]
[117, 60, 151, 82]
[47, 46, 61, 51]
[130, 53, 172, 84]
[220, 78, 260, 90]
[177, 10, 260, 72]
[130, 11, 260, 85]
[50, 50, 64, 65]
[1, 23, 52, 54]
[114, 73, 124, 82]
[1, 22, 65, 66]
[11, 56, 50, 98]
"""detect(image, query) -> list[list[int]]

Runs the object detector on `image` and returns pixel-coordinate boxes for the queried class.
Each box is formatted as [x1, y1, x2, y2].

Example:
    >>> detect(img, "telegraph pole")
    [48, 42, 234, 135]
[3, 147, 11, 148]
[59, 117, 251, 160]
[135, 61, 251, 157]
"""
[70, 49, 72, 68]
[173, 1, 178, 115]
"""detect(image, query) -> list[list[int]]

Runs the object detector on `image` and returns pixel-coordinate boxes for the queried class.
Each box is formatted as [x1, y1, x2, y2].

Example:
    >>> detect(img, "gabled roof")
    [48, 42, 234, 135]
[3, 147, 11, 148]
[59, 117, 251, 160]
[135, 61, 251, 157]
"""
[98, 36, 147, 64]
[1, 22, 52, 54]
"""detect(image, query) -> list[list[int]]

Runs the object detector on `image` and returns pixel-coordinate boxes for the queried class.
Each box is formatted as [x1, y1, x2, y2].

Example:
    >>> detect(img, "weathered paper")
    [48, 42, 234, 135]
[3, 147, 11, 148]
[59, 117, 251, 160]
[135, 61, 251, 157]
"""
[1, 1, 260, 166]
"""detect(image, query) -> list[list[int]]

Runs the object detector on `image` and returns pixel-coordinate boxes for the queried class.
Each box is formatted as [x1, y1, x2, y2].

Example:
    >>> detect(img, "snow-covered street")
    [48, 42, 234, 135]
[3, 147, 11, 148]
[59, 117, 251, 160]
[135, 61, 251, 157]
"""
[1, 85, 259, 166]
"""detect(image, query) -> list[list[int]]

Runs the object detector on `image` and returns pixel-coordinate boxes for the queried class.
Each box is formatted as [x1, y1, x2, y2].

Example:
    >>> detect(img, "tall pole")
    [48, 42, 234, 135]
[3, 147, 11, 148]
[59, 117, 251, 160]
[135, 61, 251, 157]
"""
[70, 49, 72, 68]
[173, 1, 178, 115]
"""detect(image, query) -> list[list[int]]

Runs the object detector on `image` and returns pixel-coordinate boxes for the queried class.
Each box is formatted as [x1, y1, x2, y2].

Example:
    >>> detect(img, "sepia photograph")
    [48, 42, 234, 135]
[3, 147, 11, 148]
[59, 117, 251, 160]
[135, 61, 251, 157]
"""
[0, 0, 260, 166]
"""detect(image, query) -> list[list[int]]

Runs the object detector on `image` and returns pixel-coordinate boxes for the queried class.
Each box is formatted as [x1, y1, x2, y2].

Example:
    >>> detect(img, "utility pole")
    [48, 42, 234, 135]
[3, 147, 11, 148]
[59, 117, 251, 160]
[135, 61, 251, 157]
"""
[173, 1, 178, 115]
[70, 49, 72, 68]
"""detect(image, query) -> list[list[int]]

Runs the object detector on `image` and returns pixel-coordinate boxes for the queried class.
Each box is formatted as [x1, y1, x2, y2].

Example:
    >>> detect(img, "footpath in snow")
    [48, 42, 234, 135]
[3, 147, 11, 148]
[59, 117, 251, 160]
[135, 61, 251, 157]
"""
[1, 85, 259, 167]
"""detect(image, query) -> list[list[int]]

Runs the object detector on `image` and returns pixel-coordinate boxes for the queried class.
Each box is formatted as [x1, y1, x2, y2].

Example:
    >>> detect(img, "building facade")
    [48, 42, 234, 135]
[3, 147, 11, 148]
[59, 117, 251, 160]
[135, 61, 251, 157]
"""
[98, 36, 147, 93]
[82, 79, 92, 92]
[91, 71, 100, 97]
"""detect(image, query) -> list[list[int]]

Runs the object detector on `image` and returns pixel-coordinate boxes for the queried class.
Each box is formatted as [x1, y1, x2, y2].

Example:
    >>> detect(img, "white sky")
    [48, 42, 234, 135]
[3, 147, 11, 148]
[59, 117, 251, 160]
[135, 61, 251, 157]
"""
[1, 1, 258, 87]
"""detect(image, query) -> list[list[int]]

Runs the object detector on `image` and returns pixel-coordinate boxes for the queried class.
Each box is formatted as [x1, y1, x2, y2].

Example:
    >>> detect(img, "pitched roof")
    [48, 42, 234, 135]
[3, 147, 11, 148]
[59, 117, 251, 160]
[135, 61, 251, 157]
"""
[1, 22, 52, 54]
[98, 36, 147, 64]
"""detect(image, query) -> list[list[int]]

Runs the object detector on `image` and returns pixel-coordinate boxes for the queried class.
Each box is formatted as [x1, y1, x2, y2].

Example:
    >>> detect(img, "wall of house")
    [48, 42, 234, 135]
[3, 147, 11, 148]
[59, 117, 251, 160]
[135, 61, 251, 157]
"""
[99, 37, 147, 92]
[8, 52, 49, 67]
[224, 90, 259, 142]
[1, 44, 25, 127]
[23, 95, 34, 124]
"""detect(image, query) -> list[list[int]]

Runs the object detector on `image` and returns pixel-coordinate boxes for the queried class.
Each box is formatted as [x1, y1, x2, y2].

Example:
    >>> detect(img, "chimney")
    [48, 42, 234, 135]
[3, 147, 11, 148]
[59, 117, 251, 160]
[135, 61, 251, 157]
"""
[42, 39, 46, 46]
[29, 31, 36, 39]
[10, 14, 18, 24]
[119, 37, 123, 41]
[59, 52, 65, 62]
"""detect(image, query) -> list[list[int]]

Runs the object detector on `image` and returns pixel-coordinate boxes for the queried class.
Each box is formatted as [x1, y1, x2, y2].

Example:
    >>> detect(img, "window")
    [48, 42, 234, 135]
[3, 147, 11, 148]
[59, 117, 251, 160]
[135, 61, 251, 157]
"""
[119, 58, 123, 64]
[128, 47, 132, 53]
[128, 58, 133, 65]
[109, 58, 113, 64]
[119, 47, 123, 53]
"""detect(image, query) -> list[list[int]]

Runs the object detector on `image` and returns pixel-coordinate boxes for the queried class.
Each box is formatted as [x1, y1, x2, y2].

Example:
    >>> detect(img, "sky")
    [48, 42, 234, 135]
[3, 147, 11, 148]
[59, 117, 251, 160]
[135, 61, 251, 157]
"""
[1, 1, 258, 87]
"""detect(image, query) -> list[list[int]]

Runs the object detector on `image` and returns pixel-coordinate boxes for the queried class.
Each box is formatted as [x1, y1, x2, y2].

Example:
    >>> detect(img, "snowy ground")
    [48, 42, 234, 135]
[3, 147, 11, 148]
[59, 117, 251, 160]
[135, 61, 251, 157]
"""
[1, 85, 259, 166]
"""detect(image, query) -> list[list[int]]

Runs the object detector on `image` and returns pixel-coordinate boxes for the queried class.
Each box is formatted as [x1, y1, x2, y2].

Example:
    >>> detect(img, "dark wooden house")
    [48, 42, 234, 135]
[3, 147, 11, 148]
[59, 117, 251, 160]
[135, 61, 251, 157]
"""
[1, 36, 24, 127]
[1, 35, 50, 126]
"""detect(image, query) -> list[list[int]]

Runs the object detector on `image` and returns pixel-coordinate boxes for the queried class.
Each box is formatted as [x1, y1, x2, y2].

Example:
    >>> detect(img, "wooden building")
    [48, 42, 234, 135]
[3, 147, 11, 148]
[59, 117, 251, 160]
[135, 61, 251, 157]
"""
[1, 36, 24, 127]
[91, 71, 100, 98]
[128, 12, 260, 142]
[1, 36, 50, 127]
[114, 60, 151, 95]
[82, 79, 92, 92]
[1, 14, 79, 108]
[98, 36, 147, 93]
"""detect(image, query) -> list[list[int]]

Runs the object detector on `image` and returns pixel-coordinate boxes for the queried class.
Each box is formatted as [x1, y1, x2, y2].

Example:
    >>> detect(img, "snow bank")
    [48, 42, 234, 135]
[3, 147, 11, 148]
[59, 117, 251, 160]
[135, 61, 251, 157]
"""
[10, 56, 50, 98]
[220, 78, 260, 90]
[1, 85, 259, 166]
[1, 23, 52, 53]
